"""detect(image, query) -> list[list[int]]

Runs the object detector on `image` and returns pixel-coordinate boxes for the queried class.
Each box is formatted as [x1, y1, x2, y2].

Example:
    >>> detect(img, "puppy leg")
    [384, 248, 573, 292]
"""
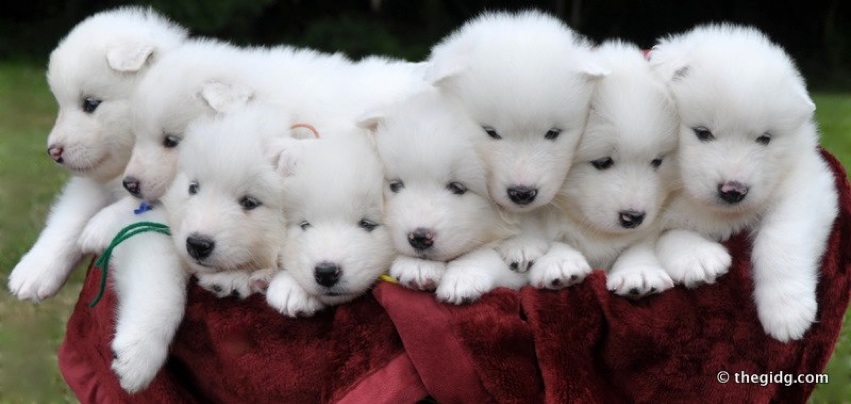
[436, 247, 527, 304]
[79, 195, 142, 254]
[751, 158, 837, 342]
[528, 242, 592, 289]
[9, 177, 113, 301]
[110, 228, 187, 393]
[266, 271, 325, 317]
[657, 229, 731, 288]
[607, 239, 673, 298]
[496, 214, 550, 273]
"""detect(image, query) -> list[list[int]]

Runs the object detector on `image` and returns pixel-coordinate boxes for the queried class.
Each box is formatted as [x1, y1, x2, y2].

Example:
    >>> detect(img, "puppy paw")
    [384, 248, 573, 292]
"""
[435, 263, 494, 305]
[607, 265, 674, 298]
[757, 289, 817, 342]
[249, 269, 275, 294]
[196, 271, 252, 299]
[390, 255, 446, 291]
[528, 246, 592, 289]
[266, 274, 325, 317]
[111, 331, 169, 393]
[8, 253, 71, 301]
[663, 241, 731, 288]
[496, 236, 549, 273]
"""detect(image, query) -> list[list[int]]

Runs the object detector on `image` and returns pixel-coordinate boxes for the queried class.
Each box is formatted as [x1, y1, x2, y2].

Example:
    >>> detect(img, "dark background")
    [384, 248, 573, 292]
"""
[1, 0, 849, 89]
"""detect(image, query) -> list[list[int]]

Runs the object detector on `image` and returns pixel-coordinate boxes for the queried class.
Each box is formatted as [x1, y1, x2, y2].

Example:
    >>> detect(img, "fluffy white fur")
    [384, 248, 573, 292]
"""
[427, 10, 605, 214]
[8, 7, 186, 302]
[531, 41, 680, 297]
[163, 108, 291, 277]
[124, 42, 426, 204]
[366, 90, 525, 304]
[265, 134, 395, 316]
[650, 24, 838, 341]
[425, 11, 607, 273]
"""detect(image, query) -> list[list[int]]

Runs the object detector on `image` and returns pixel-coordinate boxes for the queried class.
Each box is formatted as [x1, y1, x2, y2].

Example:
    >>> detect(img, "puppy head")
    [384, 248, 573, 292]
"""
[651, 24, 816, 213]
[163, 108, 288, 275]
[426, 10, 607, 212]
[559, 41, 678, 235]
[123, 40, 256, 202]
[45, 7, 186, 182]
[364, 91, 515, 261]
[271, 134, 393, 305]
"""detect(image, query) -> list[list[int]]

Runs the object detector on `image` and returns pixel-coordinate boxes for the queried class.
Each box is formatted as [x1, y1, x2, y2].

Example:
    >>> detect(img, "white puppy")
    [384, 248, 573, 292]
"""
[532, 41, 680, 297]
[119, 40, 345, 204]
[8, 7, 186, 301]
[265, 134, 395, 317]
[650, 24, 838, 341]
[425, 10, 607, 272]
[95, 107, 297, 393]
[365, 90, 525, 304]
[164, 108, 292, 280]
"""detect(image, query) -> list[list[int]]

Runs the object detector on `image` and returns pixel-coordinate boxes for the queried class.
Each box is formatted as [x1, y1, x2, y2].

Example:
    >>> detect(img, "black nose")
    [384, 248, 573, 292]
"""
[47, 145, 64, 163]
[717, 181, 748, 204]
[507, 186, 537, 205]
[408, 227, 435, 251]
[314, 261, 341, 287]
[123, 176, 141, 197]
[618, 210, 645, 229]
[186, 234, 215, 260]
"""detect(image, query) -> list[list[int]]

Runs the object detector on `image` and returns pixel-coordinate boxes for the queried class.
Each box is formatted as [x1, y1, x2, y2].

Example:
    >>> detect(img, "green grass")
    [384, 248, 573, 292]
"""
[0, 62, 848, 402]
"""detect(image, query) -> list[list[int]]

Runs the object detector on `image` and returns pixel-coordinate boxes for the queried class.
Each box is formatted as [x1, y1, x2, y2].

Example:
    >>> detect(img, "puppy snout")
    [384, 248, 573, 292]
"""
[314, 261, 342, 287]
[47, 145, 64, 163]
[507, 186, 537, 205]
[186, 233, 215, 260]
[408, 227, 436, 251]
[618, 210, 645, 229]
[717, 181, 749, 204]
[122, 176, 142, 197]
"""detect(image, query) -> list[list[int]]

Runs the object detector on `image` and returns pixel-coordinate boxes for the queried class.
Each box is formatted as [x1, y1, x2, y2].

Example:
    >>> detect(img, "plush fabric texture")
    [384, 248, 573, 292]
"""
[59, 149, 850, 403]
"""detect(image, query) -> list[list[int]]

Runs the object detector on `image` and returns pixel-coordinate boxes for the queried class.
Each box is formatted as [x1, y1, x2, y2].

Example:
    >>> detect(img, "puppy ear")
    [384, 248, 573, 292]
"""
[578, 57, 611, 80]
[199, 81, 254, 114]
[106, 42, 155, 72]
[356, 111, 384, 134]
[266, 137, 315, 178]
[424, 61, 465, 87]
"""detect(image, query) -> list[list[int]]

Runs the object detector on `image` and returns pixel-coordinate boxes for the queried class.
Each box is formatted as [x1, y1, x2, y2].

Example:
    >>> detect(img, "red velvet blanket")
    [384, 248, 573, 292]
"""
[59, 150, 851, 403]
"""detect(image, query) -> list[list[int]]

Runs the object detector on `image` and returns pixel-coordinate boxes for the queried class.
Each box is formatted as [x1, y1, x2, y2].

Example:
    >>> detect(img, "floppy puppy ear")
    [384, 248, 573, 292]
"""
[106, 41, 155, 72]
[266, 137, 315, 178]
[199, 81, 254, 114]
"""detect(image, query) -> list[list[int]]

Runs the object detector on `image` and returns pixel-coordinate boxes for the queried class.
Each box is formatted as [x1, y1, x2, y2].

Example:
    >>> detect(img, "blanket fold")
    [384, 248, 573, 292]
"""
[58, 150, 851, 403]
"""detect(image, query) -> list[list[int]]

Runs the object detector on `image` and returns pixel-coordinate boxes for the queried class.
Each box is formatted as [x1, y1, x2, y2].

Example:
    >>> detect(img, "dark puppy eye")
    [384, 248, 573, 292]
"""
[591, 157, 614, 170]
[545, 128, 562, 141]
[447, 181, 467, 195]
[693, 126, 715, 142]
[359, 219, 379, 232]
[483, 126, 501, 140]
[756, 133, 771, 145]
[188, 181, 199, 195]
[162, 135, 181, 148]
[299, 221, 311, 230]
[239, 196, 261, 210]
[651, 158, 663, 169]
[389, 179, 404, 193]
[82, 97, 101, 114]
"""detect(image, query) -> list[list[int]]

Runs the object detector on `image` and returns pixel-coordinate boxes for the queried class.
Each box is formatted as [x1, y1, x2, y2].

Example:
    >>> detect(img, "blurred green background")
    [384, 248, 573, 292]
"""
[0, 1, 849, 402]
